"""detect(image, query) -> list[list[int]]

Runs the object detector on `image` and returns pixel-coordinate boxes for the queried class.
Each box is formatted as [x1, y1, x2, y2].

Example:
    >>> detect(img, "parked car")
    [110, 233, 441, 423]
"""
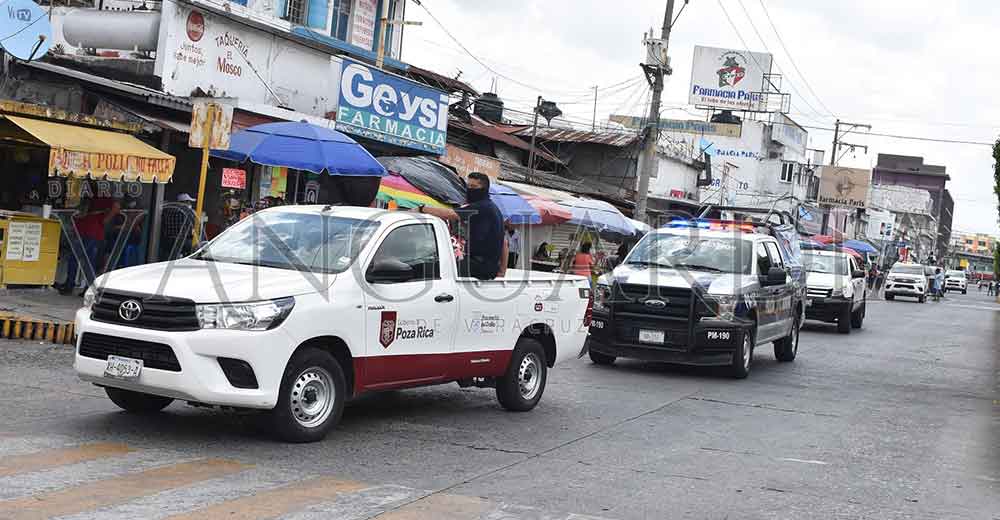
[884, 263, 928, 302]
[584, 219, 803, 379]
[944, 270, 967, 294]
[75, 206, 592, 442]
[801, 250, 867, 333]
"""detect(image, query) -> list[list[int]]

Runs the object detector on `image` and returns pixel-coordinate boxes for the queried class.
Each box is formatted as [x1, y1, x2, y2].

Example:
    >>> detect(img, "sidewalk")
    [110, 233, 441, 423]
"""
[0, 288, 80, 344]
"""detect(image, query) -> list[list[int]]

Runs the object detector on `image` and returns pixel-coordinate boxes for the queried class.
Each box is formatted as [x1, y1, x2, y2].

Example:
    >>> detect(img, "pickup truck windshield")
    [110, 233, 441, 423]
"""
[802, 253, 849, 275]
[890, 265, 924, 275]
[626, 233, 753, 274]
[946, 270, 965, 278]
[194, 212, 379, 274]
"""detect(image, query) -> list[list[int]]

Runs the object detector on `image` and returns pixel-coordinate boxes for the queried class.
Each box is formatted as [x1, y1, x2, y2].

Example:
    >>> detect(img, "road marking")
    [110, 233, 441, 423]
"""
[942, 302, 1000, 312]
[0, 458, 249, 520]
[374, 493, 494, 519]
[0, 442, 130, 478]
[778, 457, 829, 466]
[163, 477, 367, 520]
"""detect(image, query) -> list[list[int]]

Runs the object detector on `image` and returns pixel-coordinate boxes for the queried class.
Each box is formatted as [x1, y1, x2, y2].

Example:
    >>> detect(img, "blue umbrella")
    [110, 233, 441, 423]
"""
[211, 121, 386, 176]
[490, 184, 542, 225]
[842, 239, 878, 254]
[558, 198, 636, 237]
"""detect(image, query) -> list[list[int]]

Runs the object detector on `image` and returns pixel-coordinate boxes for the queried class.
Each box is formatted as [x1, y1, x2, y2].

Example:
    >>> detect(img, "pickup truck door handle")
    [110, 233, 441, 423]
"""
[434, 293, 455, 303]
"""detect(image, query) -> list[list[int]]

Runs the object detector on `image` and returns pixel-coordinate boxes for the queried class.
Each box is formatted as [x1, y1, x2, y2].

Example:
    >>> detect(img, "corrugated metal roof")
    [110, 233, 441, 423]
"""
[449, 116, 564, 165]
[510, 126, 640, 147]
[403, 65, 478, 96]
[27, 60, 192, 111]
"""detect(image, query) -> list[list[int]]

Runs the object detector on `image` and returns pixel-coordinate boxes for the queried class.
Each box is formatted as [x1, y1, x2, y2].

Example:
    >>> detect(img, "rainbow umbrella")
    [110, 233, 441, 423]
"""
[376, 172, 448, 209]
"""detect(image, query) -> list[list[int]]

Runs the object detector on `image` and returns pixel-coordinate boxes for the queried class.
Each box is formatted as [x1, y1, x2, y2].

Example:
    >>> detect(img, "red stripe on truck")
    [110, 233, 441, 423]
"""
[352, 350, 513, 394]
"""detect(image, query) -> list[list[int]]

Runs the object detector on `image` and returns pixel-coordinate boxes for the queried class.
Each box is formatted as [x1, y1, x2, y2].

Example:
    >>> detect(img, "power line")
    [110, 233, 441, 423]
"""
[799, 125, 994, 146]
[756, 0, 836, 118]
[731, 0, 827, 121]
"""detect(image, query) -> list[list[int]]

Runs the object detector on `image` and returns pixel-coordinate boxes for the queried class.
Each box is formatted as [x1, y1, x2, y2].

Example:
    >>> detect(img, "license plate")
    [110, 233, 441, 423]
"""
[104, 355, 143, 380]
[706, 330, 732, 342]
[638, 329, 665, 344]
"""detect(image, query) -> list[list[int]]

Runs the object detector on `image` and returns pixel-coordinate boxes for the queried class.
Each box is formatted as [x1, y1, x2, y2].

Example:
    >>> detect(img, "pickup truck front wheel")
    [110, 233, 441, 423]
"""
[269, 348, 346, 443]
[105, 387, 173, 413]
[497, 338, 547, 412]
[730, 328, 754, 379]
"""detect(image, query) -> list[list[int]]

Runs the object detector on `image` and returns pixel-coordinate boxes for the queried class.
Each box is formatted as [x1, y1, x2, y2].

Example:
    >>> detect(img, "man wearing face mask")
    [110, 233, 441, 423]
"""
[418, 172, 506, 280]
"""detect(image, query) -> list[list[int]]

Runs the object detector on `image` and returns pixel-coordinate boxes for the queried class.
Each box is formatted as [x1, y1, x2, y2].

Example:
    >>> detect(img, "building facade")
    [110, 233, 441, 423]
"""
[871, 153, 952, 260]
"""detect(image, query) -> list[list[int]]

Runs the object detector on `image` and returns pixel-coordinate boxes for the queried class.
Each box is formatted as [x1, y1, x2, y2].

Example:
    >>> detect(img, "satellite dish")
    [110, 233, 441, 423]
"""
[0, 0, 52, 61]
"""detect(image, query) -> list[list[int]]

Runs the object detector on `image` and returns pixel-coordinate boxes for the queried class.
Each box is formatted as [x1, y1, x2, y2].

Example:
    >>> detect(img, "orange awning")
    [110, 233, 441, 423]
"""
[3, 116, 175, 183]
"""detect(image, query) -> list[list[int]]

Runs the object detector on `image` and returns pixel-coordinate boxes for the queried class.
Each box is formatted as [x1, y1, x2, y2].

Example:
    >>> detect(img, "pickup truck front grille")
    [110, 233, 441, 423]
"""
[91, 291, 199, 331]
[78, 332, 181, 372]
[614, 284, 694, 319]
[807, 287, 832, 298]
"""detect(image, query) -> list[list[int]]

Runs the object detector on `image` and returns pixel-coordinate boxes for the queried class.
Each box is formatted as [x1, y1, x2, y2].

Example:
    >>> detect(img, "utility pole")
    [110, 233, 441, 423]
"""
[830, 119, 871, 166]
[634, 0, 675, 223]
[528, 96, 541, 182]
[591, 85, 599, 131]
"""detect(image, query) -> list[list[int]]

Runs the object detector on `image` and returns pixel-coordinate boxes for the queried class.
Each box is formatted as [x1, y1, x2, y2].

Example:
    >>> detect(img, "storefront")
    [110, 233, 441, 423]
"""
[0, 107, 175, 288]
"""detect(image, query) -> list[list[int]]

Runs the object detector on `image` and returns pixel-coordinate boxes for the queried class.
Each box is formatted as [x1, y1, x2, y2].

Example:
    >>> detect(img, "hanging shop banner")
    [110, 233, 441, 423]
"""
[270, 166, 288, 196]
[221, 168, 246, 189]
[609, 115, 742, 137]
[866, 208, 895, 239]
[189, 99, 234, 149]
[335, 57, 449, 154]
[349, 0, 378, 50]
[689, 45, 773, 110]
[439, 145, 501, 180]
[817, 166, 871, 208]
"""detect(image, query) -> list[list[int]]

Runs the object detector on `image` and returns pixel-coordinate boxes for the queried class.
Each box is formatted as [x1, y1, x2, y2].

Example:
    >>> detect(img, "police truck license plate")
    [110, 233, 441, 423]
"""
[707, 330, 731, 342]
[104, 356, 143, 380]
[638, 329, 665, 344]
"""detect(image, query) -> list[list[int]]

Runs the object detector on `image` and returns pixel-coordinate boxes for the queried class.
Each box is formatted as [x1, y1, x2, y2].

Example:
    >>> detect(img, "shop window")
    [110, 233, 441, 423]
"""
[284, 0, 307, 24]
[779, 162, 794, 183]
[331, 0, 352, 41]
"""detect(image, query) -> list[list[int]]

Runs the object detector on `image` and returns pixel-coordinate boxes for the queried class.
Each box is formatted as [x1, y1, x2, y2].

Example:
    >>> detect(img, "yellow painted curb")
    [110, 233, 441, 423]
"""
[0, 316, 75, 345]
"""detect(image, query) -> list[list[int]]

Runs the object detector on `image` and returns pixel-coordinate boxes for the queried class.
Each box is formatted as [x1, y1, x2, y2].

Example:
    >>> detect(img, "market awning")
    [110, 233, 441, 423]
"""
[1, 116, 175, 182]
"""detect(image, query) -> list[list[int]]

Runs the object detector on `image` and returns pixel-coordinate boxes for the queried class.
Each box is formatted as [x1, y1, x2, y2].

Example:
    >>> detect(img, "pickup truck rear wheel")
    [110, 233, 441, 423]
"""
[774, 314, 799, 362]
[105, 387, 173, 413]
[730, 328, 753, 379]
[496, 338, 547, 412]
[269, 348, 346, 443]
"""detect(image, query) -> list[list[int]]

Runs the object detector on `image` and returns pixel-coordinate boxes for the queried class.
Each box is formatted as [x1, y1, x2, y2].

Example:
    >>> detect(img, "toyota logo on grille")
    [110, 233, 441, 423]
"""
[118, 300, 142, 321]
[644, 299, 668, 308]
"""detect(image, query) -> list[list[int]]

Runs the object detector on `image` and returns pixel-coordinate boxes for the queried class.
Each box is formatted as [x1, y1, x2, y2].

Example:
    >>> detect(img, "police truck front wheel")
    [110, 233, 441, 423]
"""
[730, 328, 754, 379]
[269, 348, 346, 443]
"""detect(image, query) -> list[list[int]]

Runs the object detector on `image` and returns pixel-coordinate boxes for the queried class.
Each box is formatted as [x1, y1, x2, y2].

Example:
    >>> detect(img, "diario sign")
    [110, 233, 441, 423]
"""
[335, 58, 449, 154]
[689, 45, 773, 110]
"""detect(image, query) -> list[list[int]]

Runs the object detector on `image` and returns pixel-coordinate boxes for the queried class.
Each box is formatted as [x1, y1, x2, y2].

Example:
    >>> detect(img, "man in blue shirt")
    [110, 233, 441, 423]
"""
[418, 172, 506, 280]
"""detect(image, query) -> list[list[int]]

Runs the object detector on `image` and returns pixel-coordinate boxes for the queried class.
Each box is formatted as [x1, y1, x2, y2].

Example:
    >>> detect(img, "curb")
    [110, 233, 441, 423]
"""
[0, 316, 75, 345]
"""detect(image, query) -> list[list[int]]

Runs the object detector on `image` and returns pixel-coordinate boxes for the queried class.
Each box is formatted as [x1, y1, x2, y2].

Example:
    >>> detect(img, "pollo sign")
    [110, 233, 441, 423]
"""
[335, 58, 449, 154]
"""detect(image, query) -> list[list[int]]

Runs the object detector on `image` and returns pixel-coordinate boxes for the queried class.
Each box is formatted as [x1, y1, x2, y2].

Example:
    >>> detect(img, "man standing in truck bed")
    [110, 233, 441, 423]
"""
[418, 172, 507, 280]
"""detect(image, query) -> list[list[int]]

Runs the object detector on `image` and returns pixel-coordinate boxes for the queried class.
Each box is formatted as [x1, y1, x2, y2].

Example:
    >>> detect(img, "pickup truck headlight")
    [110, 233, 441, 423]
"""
[82, 286, 97, 310]
[708, 295, 737, 321]
[196, 297, 295, 331]
[593, 283, 612, 312]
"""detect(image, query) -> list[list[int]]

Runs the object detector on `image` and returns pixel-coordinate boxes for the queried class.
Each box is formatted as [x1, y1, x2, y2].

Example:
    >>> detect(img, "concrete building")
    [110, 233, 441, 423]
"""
[872, 154, 952, 261]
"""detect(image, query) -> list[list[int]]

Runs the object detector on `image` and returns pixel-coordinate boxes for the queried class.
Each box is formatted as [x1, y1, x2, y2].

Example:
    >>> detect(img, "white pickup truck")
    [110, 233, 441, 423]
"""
[74, 206, 591, 442]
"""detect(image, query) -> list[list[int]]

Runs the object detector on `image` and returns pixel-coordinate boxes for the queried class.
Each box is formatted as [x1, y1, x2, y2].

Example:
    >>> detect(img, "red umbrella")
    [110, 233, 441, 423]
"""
[523, 195, 572, 225]
[812, 234, 837, 244]
[840, 247, 864, 260]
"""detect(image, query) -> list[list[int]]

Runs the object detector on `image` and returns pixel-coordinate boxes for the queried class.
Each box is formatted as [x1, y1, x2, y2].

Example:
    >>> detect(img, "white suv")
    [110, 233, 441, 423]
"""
[944, 270, 967, 294]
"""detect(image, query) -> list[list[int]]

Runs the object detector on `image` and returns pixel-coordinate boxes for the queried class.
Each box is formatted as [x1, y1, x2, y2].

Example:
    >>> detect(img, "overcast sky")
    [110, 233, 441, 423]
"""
[400, 0, 1000, 236]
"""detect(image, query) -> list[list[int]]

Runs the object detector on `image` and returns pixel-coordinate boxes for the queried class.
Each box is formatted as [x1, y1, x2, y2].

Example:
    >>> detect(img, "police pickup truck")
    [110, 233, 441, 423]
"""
[75, 206, 591, 442]
[585, 219, 804, 378]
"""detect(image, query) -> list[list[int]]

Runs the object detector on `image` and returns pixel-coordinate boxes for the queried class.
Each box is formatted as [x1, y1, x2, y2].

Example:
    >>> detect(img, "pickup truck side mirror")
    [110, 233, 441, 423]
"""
[366, 258, 415, 284]
[606, 255, 621, 269]
[762, 266, 786, 287]
[851, 269, 866, 279]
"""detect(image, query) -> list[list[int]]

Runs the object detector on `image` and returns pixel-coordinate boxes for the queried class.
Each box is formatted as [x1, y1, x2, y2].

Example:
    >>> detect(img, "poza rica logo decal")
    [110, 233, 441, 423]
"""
[716, 52, 747, 88]
[379, 311, 397, 348]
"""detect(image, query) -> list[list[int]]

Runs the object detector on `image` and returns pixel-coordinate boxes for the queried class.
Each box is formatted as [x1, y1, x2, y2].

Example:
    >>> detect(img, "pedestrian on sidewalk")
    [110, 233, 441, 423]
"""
[59, 197, 113, 295]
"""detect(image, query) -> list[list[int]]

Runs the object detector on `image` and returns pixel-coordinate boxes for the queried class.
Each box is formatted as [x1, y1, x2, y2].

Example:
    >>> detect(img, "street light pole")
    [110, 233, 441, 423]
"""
[634, 0, 675, 223]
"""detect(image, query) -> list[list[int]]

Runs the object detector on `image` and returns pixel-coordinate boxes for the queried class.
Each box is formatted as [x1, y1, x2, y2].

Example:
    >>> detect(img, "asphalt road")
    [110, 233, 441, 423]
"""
[0, 291, 997, 519]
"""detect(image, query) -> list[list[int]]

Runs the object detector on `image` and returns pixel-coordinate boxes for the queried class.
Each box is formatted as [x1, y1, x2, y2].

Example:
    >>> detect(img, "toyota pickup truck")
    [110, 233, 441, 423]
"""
[75, 206, 591, 442]
[585, 219, 803, 378]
